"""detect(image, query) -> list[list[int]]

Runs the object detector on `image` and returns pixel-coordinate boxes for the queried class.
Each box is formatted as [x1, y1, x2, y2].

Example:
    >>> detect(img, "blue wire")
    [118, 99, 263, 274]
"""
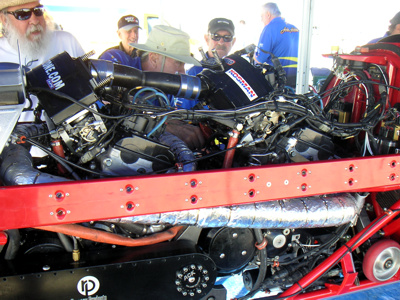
[133, 87, 170, 108]
[147, 116, 168, 137]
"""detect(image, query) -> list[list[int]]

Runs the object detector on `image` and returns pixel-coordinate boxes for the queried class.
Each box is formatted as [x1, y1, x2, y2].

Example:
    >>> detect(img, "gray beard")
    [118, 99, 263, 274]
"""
[4, 21, 52, 61]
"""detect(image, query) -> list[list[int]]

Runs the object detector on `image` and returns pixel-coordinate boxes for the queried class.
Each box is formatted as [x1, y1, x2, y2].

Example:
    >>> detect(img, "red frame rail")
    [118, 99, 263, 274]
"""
[1, 154, 400, 230]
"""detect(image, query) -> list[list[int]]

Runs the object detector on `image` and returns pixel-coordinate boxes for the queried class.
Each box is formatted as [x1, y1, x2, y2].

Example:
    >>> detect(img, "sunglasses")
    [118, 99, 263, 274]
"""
[210, 33, 234, 42]
[7, 5, 45, 21]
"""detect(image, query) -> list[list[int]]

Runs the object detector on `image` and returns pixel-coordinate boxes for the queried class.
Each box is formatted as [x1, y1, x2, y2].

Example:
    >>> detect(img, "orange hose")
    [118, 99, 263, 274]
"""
[34, 224, 184, 247]
[222, 129, 240, 169]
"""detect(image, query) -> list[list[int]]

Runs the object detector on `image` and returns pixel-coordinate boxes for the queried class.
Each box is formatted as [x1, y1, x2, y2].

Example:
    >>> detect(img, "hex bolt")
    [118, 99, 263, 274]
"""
[104, 158, 112, 167]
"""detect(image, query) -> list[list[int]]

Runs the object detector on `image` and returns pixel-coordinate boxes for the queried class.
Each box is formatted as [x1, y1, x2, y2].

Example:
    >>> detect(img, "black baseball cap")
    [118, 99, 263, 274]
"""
[390, 11, 400, 26]
[208, 18, 235, 35]
[118, 15, 141, 31]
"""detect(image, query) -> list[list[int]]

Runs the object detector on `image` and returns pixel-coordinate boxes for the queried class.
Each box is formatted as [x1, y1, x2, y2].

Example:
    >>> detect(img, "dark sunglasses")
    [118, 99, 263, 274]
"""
[210, 33, 234, 42]
[7, 5, 45, 21]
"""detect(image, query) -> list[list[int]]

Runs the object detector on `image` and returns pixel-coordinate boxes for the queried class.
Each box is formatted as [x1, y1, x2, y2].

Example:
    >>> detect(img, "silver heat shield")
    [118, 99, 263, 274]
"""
[110, 193, 366, 229]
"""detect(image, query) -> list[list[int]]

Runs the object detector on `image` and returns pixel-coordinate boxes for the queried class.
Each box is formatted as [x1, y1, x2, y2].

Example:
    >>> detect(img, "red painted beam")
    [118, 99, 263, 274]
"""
[1, 155, 400, 230]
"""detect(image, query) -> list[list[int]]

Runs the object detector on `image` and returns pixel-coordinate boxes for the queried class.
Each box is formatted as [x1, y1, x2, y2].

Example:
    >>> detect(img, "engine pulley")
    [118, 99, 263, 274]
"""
[198, 227, 255, 274]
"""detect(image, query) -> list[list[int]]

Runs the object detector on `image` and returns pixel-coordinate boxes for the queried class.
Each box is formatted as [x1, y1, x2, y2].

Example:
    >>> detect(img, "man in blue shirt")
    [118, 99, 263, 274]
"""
[254, 2, 299, 88]
[187, 18, 236, 77]
[99, 15, 141, 60]
[182, 18, 236, 109]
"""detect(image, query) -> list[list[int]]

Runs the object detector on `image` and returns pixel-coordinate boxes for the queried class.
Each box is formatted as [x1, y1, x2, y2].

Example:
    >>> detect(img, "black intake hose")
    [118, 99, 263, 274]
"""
[106, 63, 209, 100]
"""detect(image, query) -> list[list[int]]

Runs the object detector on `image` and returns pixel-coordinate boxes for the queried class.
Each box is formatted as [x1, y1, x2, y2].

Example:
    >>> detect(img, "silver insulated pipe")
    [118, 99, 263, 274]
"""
[111, 193, 365, 229]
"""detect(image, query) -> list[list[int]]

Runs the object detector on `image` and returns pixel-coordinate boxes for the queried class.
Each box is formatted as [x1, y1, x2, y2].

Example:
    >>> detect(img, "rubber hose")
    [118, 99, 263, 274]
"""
[252, 229, 268, 292]
[35, 224, 183, 247]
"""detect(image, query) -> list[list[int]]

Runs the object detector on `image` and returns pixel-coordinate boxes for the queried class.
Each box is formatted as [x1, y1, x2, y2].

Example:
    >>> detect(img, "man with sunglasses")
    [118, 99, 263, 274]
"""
[1, 0, 84, 124]
[181, 18, 236, 109]
[0, 0, 84, 70]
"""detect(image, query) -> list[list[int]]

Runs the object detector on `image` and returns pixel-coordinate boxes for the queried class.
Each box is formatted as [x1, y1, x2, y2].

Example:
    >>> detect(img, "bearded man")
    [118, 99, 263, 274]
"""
[0, 0, 84, 69]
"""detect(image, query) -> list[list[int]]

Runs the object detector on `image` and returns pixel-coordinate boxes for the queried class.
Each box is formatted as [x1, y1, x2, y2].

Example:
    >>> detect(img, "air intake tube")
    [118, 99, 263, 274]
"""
[89, 59, 209, 100]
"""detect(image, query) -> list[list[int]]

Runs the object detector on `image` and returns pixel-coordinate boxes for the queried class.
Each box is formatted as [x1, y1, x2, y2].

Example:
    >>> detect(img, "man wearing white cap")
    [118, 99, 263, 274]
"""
[0, 0, 84, 69]
[99, 14, 141, 60]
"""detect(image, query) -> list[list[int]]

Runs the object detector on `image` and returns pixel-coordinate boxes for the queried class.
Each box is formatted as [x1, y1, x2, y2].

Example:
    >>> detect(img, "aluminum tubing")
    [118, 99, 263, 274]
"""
[115, 193, 365, 229]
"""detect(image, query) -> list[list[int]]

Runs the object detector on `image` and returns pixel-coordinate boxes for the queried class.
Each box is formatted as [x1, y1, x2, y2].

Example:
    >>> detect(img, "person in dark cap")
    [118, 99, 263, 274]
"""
[205, 17, 236, 59]
[368, 12, 400, 44]
[183, 18, 236, 109]
[99, 14, 141, 59]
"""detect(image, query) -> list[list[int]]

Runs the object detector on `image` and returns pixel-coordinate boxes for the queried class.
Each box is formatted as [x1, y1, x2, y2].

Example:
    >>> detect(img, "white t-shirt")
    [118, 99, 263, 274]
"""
[0, 30, 85, 122]
[0, 30, 85, 69]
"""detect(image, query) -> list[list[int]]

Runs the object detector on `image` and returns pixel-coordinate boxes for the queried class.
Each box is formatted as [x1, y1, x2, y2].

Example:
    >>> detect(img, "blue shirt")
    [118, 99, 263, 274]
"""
[99, 48, 142, 69]
[255, 17, 299, 78]
[368, 33, 389, 44]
